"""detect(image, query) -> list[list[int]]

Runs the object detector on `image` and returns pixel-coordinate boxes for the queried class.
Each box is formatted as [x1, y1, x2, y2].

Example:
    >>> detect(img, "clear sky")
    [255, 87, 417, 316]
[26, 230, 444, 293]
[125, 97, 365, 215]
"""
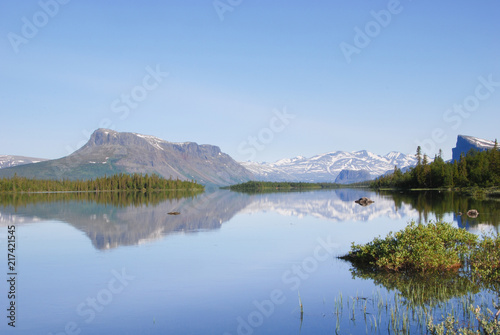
[1, 0, 499, 163]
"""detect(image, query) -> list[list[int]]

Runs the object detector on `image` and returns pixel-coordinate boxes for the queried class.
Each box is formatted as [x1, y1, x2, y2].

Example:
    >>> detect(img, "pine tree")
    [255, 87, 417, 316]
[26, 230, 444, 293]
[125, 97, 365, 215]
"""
[416, 146, 422, 166]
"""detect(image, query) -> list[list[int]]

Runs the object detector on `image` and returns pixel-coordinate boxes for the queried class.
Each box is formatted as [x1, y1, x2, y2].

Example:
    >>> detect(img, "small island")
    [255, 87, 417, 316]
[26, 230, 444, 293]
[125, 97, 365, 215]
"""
[223, 180, 341, 192]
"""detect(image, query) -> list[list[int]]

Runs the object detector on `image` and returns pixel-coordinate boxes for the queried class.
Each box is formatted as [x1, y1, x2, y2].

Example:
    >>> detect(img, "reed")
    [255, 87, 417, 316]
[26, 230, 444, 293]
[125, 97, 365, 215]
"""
[327, 287, 499, 334]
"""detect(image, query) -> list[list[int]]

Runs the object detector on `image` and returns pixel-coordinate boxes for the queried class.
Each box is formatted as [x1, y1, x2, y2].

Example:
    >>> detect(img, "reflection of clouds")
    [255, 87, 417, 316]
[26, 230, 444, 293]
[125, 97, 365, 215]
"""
[455, 213, 499, 234]
[239, 191, 420, 222]
[467, 224, 497, 235]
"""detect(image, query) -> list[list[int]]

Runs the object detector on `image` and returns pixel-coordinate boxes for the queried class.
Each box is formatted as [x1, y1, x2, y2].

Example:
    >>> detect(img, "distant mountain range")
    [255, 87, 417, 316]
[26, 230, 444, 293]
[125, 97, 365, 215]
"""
[0, 155, 48, 169]
[1, 131, 496, 185]
[241, 150, 417, 183]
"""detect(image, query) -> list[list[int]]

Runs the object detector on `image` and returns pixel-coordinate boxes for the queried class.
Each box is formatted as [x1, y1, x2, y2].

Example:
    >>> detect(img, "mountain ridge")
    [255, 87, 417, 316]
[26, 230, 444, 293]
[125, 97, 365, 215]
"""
[240, 150, 418, 183]
[0, 129, 253, 186]
[2, 132, 496, 186]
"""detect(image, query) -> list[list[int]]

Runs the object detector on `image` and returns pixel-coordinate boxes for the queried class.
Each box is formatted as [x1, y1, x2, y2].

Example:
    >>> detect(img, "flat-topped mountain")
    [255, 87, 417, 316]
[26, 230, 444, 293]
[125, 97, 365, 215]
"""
[0, 129, 254, 186]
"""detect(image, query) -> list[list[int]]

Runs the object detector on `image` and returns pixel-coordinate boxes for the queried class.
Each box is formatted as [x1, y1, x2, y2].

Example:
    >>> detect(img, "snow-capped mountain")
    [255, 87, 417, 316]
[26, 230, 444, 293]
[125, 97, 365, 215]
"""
[452, 135, 498, 162]
[241, 150, 417, 183]
[0, 155, 48, 169]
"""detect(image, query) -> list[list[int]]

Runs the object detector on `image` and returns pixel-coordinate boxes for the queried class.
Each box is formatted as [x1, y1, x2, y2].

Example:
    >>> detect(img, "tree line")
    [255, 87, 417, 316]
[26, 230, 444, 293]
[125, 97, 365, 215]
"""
[0, 173, 204, 193]
[372, 141, 500, 189]
[225, 180, 341, 192]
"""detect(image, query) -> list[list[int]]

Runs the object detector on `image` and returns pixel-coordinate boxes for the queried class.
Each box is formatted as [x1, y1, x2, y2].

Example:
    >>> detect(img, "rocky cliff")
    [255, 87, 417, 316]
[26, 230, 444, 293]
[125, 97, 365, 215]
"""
[452, 135, 497, 162]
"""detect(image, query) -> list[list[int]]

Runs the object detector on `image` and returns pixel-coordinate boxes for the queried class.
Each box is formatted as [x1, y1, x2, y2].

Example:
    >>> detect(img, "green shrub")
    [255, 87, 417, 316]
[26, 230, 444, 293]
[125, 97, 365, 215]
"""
[341, 221, 500, 334]
[341, 220, 478, 272]
[470, 233, 500, 284]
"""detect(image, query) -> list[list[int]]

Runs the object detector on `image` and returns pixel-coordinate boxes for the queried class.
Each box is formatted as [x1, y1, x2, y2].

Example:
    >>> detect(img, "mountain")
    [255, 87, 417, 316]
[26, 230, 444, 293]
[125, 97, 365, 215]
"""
[334, 169, 372, 184]
[0, 129, 253, 186]
[452, 135, 498, 162]
[0, 155, 48, 169]
[241, 150, 417, 183]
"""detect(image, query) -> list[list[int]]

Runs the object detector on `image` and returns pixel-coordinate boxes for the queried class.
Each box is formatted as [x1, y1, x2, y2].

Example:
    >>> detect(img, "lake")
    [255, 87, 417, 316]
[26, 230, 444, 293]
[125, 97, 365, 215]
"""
[1, 189, 499, 334]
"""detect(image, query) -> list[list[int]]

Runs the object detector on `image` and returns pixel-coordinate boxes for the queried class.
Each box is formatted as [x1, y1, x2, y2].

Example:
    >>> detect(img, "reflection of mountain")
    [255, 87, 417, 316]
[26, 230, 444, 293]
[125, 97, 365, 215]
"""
[0, 191, 252, 250]
[2, 189, 498, 250]
[239, 189, 419, 222]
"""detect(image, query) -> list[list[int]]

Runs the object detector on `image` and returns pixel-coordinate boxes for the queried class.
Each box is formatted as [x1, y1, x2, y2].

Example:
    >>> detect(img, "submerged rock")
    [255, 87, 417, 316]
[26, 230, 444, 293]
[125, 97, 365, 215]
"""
[354, 197, 374, 206]
[467, 209, 478, 218]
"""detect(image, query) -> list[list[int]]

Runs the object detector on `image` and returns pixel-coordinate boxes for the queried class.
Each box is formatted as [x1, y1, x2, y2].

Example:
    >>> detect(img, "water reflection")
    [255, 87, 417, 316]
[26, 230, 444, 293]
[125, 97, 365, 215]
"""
[348, 266, 483, 307]
[0, 191, 251, 249]
[239, 189, 418, 221]
[377, 190, 500, 232]
[1, 189, 498, 251]
[0, 190, 202, 208]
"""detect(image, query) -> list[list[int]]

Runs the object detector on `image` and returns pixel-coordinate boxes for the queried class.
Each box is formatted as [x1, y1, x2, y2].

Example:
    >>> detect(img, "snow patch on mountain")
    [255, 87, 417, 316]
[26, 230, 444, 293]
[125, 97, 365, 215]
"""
[0, 155, 48, 169]
[452, 135, 498, 162]
[241, 150, 417, 183]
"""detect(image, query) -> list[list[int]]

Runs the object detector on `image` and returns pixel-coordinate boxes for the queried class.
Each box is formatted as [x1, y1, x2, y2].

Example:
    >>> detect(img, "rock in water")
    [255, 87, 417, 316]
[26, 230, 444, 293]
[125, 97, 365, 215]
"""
[467, 209, 478, 218]
[167, 211, 180, 215]
[354, 197, 374, 206]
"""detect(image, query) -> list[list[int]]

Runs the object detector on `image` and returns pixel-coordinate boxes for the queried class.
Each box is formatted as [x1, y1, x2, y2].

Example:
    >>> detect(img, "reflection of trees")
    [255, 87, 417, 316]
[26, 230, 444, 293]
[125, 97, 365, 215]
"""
[378, 190, 500, 230]
[348, 266, 482, 308]
[0, 190, 203, 209]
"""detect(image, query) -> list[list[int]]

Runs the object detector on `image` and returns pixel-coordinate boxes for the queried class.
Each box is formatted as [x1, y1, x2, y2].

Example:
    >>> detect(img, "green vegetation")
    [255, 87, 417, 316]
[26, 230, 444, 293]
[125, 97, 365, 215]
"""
[224, 180, 341, 192]
[340, 221, 499, 282]
[372, 142, 500, 190]
[339, 221, 500, 334]
[330, 288, 499, 335]
[0, 173, 204, 193]
[341, 221, 478, 273]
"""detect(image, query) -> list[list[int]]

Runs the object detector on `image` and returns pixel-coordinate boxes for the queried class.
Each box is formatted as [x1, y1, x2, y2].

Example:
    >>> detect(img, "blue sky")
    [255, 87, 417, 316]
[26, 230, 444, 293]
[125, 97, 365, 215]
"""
[1, 0, 499, 162]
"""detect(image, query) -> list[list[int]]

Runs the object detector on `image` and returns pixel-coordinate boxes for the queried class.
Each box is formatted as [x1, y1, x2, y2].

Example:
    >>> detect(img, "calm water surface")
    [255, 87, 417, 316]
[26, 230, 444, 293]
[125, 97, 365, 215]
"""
[0, 189, 498, 334]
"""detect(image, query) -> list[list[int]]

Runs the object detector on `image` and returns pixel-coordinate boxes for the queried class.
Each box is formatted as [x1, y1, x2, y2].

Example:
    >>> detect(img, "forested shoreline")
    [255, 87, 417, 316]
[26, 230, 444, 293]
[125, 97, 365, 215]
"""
[224, 180, 341, 192]
[0, 173, 204, 193]
[372, 142, 500, 190]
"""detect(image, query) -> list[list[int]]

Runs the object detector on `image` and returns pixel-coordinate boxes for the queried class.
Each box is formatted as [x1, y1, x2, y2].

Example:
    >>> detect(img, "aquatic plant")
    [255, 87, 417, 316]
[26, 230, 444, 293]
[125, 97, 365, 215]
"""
[338, 220, 500, 333]
[340, 220, 478, 272]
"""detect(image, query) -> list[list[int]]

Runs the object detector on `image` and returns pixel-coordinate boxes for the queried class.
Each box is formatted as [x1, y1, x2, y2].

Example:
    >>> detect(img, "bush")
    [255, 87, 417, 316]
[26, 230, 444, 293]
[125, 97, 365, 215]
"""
[470, 233, 500, 284]
[341, 220, 478, 272]
[341, 220, 500, 334]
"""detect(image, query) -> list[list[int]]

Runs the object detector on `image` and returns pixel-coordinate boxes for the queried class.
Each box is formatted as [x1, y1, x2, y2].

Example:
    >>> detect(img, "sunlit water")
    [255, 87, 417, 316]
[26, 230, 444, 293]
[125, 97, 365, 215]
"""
[0, 189, 498, 334]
